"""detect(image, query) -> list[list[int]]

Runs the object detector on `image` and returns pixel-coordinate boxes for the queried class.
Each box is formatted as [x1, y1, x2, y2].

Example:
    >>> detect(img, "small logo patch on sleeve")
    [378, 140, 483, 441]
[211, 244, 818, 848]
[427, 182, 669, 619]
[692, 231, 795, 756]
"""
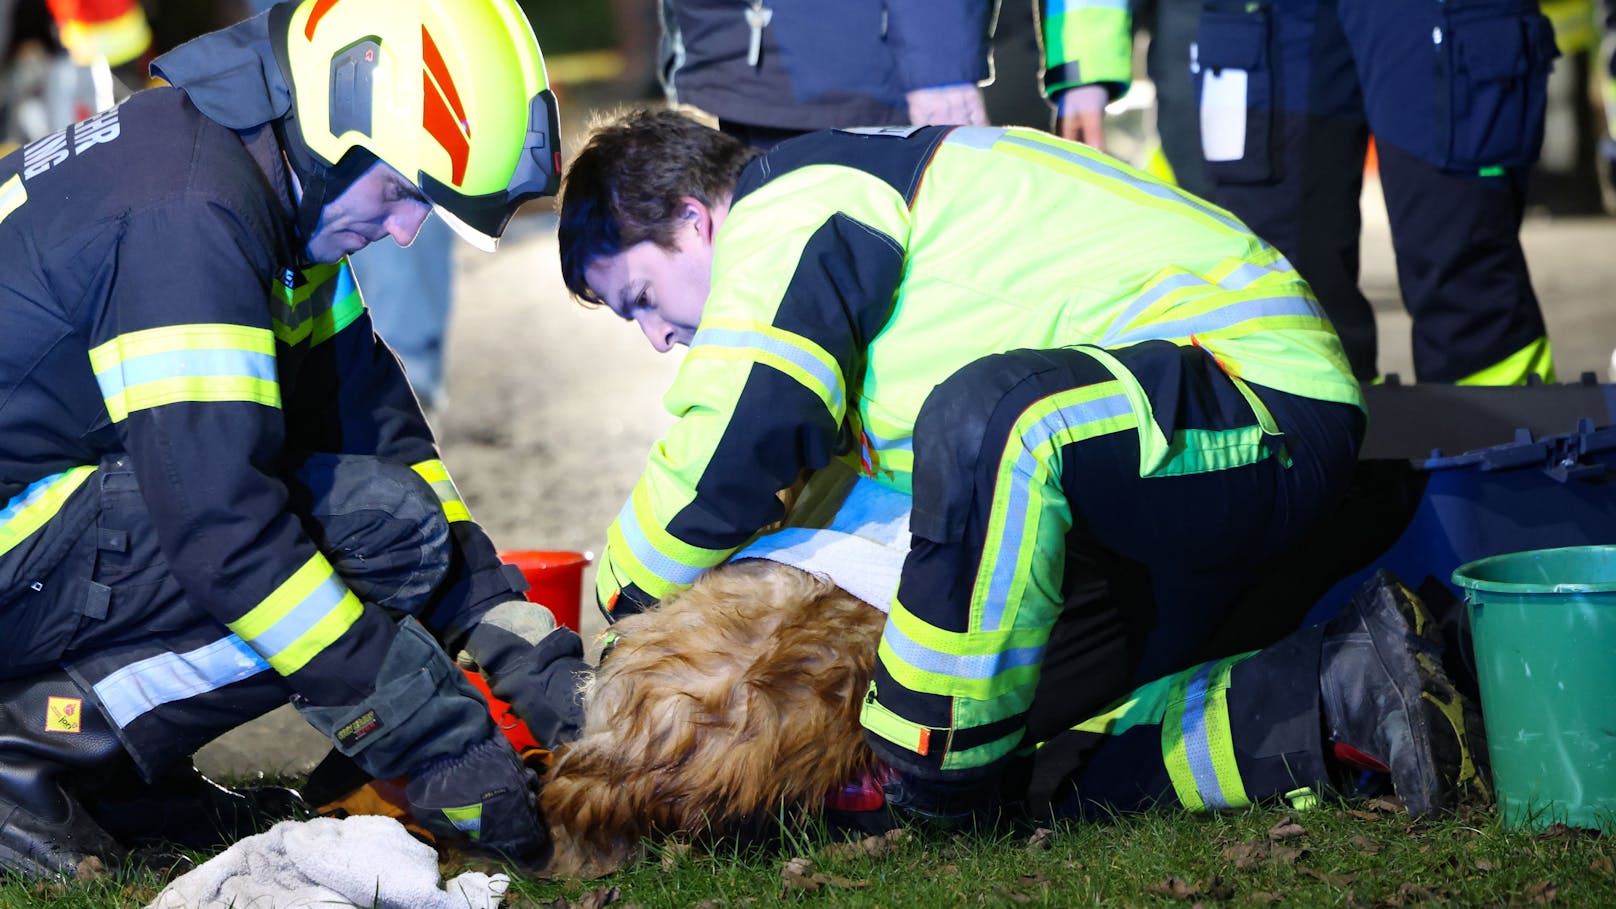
[337, 710, 383, 748]
[46, 697, 82, 733]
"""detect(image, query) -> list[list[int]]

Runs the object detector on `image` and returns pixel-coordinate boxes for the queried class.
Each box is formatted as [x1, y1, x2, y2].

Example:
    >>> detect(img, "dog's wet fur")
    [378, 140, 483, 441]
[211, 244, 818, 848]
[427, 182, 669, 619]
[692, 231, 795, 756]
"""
[540, 559, 886, 878]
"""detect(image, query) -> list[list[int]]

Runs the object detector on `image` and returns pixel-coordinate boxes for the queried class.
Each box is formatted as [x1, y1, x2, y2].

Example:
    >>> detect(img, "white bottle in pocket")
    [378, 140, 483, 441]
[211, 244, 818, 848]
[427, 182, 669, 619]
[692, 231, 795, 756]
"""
[1195, 42, 1249, 163]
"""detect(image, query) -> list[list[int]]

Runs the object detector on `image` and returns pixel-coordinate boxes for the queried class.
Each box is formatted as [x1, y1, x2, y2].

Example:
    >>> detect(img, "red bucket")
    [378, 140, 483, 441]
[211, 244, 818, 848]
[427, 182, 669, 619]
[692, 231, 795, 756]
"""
[497, 549, 590, 632]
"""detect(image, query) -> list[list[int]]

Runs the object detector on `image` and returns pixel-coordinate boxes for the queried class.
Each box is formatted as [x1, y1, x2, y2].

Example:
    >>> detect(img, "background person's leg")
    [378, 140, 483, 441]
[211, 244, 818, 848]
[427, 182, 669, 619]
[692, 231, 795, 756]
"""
[1146, 0, 1213, 197]
[1345, 0, 1557, 384]
[1196, 0, 1377, 379]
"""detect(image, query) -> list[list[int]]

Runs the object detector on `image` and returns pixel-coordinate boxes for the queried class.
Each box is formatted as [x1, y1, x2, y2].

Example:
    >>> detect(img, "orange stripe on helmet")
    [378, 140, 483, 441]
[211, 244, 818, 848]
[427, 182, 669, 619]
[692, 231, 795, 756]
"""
[421, 27, 469, 130]
[421, 26, 471, 187]
[304, 0, 344, 40]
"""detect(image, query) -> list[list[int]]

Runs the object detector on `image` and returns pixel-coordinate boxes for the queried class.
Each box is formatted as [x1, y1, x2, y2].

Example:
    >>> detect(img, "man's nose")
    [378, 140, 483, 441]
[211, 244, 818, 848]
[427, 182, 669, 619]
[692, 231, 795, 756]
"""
[387, 202, 433, 248]
[637, 313, 675, 353]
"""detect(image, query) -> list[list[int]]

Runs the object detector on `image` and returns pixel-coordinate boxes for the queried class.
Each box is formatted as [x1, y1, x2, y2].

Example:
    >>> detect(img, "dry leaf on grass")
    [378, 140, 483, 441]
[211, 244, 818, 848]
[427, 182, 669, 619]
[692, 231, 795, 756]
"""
[1149, 875, 1233, 902]
[1347, 809, 1381, 822]
[1267, 818, 1307, 841]
[1222, 841, 1266, 870]
[1150, 877, 1198, 899]
[1517, 880, 1558, 905]
[779, 856, 868, 892]
[1535, 824, 1592, 843]
[659, 842, 691, 873]
[1384, 881, 1441, 906]
[1268, 845, 1306, 866]
[1027, 827, 1056, 850]
[1348, 835, 1381, 855]
[1297, 866, 1357, 888]
[1364, 796, 1404, 813]
[824, 828, 907, 860]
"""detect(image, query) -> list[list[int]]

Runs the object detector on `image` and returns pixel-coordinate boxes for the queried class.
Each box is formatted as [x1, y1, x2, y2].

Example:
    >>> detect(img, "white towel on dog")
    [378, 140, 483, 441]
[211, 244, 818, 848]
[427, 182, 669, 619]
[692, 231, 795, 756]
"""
[146, 815, 508, 909]
[735, 463, 912, 612]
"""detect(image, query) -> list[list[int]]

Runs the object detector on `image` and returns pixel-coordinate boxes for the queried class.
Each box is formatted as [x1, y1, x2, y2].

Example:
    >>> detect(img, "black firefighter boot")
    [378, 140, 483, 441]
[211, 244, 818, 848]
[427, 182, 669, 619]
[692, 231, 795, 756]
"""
[1318, 570, 1492, 816]
[84, 760, 307, 852]
[0, 673, 129, 880]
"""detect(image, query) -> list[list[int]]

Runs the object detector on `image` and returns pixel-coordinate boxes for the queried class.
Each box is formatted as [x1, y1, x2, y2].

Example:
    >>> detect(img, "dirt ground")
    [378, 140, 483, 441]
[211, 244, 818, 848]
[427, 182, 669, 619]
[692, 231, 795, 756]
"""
[194, 123, 1616, 782]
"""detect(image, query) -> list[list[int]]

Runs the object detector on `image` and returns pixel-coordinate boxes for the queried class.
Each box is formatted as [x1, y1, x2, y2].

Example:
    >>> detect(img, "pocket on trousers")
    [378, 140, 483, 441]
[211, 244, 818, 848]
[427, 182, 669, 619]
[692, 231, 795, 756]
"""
[1195, 4, 1274, 183]
[1437, 5, 1559, 169]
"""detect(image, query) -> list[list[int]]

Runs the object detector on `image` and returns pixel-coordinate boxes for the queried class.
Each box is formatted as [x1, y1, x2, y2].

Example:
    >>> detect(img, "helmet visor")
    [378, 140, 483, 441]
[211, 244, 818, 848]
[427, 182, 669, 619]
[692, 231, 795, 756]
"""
[420, 88, 561, 251]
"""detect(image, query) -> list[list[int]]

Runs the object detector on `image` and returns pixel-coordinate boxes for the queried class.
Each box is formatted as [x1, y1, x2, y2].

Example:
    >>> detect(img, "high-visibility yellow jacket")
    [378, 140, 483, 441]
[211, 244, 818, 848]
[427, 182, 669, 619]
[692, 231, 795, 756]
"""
[596, 125, 1362, 615]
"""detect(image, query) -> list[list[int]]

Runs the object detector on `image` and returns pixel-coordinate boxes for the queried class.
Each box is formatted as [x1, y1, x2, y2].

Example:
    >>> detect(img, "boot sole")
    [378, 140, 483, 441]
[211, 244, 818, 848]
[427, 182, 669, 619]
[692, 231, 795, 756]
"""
[1357, 577, 1491, 814]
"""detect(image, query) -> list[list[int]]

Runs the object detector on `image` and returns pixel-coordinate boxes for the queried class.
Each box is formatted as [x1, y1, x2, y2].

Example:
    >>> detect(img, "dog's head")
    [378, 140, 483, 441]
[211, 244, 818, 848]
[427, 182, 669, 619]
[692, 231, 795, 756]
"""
[539, 559, 886, 878]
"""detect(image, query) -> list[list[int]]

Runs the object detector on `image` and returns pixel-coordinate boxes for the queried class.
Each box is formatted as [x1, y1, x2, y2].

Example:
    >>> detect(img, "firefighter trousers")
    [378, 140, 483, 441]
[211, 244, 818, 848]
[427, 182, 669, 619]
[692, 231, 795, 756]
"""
[1194, 0, 1558, 383]
[0, 452, 449, 779]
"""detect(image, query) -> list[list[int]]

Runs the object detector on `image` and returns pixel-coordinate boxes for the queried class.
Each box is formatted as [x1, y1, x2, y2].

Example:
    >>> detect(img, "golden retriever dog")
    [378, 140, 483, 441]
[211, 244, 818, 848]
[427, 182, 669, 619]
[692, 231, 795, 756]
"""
[538, 558, 886, 879]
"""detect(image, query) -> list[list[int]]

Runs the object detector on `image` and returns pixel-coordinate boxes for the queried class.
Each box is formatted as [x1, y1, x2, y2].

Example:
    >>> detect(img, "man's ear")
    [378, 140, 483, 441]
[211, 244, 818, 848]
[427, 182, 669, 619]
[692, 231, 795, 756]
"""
[677, 196, 713, 240]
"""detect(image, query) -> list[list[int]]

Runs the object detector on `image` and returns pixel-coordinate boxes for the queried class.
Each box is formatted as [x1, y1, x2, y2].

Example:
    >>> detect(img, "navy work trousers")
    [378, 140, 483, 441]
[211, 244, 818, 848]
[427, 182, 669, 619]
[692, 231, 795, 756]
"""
[1194, 0, 1557, 382]
[0, 453, 447, 778]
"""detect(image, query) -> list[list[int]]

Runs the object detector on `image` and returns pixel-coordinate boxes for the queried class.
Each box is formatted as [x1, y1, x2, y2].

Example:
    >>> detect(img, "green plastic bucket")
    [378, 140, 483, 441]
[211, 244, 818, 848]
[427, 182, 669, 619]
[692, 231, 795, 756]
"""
[1452, 545, 1616, 831]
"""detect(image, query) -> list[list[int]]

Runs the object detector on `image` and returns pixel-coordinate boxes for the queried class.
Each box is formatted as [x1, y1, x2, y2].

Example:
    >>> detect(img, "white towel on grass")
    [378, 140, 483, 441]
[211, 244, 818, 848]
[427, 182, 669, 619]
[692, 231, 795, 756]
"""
[146, 815, 508, 909]
[734, 463, 912, 612]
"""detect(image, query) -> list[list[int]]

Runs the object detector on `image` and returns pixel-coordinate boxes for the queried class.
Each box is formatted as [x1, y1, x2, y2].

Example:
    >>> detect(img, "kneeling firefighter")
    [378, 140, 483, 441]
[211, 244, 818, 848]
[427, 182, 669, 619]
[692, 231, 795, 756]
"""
[0, 0, 582, 879]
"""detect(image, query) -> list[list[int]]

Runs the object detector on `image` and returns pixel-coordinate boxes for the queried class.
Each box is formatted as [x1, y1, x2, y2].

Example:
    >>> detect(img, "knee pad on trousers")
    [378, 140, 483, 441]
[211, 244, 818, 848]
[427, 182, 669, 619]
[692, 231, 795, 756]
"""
[286, 454, 451, 616]
[910, 349, 1112, 542]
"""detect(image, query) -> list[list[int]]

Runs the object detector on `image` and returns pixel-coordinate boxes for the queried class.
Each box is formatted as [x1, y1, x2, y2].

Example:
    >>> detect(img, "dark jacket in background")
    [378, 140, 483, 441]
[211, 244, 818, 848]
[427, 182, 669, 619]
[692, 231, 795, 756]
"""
[659, 0, 993, 130]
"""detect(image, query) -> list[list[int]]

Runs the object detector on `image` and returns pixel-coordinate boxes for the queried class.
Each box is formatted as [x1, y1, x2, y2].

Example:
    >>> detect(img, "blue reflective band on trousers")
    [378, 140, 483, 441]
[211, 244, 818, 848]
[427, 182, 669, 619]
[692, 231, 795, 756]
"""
[94, 634, 271, 728]
[1180, 661, 1232, 809]
[981, 391, 1132, 631]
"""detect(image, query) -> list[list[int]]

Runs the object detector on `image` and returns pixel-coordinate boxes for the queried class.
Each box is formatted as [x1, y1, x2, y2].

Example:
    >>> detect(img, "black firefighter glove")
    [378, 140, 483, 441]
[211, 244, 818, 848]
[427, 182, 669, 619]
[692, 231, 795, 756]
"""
[294, 616, 549, 864]
[463, 600, 589, 747]
[404, 732, 548, 868]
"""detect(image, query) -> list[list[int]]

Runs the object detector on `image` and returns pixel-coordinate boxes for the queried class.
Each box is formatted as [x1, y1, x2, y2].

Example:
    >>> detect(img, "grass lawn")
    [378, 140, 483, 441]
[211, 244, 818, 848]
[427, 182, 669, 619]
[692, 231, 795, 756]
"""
[6, 800, 1613, 908]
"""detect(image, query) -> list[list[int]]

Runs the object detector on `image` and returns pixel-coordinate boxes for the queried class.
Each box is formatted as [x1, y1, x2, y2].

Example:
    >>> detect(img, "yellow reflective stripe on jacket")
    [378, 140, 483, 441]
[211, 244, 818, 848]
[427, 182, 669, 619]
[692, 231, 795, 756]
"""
[411, 459, 470, 523]
[603, 163, 912, 601]
[686, 317, 845, 414]
[226, 552, 363, 676]
[603, 482, 731, 601]
[0, 466, 96, 559]
[0, 174, 26, 225]
[88, 324, 280, 422]
[960, 129, 1357, 408]
[1162, 653, 1254, 811]
[272, 259, 365, 347]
